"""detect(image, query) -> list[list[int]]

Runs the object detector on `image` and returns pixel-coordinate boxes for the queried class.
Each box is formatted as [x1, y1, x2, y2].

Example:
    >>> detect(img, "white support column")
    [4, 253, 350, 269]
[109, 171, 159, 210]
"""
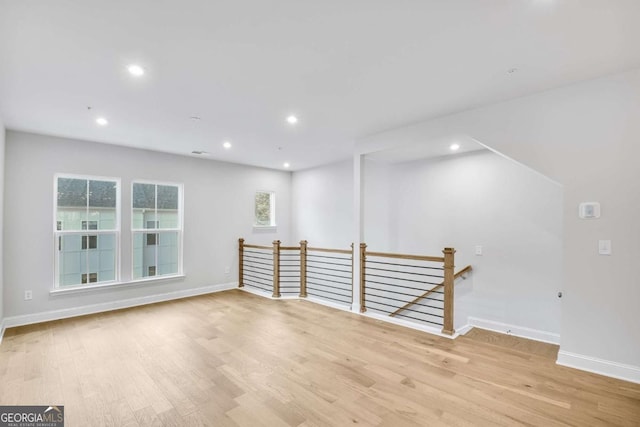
[352, 153, 364, 313]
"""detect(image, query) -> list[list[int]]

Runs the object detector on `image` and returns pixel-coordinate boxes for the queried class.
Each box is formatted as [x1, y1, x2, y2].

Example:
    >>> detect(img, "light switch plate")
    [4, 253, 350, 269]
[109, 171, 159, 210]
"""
[598, 240, 612, 255]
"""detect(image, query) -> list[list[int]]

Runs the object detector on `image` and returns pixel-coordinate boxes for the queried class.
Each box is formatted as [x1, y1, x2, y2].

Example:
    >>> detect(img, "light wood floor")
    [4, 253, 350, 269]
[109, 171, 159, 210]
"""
[1, 290, 639, 426]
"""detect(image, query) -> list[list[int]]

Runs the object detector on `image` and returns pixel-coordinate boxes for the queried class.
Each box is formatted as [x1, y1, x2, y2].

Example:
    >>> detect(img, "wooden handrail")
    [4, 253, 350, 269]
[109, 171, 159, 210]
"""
[389, 265, 472, 318]
[243, 244, 272, 250]
[307, 246, 352, 255]
[280, 246, 300, 251]
[365, 250, 444, 263]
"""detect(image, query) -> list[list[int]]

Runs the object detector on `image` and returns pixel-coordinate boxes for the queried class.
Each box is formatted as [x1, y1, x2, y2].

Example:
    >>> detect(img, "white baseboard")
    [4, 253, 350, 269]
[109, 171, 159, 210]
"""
[305, 296, 352, 312]
[0, 318, 5, 345]
[363, 311, 457, 340]
[240, 287, 353, 312]
[557, 350, 640, 385]
[3, 282, 237, 329]
[456, 323, 474, 336]
[466, 316, 561, 345]
[240, 286, 278, 299]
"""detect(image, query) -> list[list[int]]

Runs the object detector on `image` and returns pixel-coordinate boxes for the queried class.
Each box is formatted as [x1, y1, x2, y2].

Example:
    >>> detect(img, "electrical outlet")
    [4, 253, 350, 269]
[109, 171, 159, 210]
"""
[224, 266, 230, 274]
[475, 245, 483, 256]
[24, 290, 33, 301]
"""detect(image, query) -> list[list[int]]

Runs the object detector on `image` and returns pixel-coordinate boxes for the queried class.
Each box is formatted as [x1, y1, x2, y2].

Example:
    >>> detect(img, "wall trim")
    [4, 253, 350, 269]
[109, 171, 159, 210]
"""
[240, 286, 279, 299]
[305, 296, 351, 312]
[466, 316, 561, 345]
[557, 350, 640, 385]
[0, 319, 5, 345]
[3, 282, 237, 329]
[363, 311, 457, 340]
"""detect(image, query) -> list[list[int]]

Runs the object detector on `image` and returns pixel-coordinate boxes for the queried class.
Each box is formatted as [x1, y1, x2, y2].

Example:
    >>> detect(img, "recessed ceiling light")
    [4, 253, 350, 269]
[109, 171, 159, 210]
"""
[450, 143, 460, 151]
[223, 141, 232, 149]
[286, 115, 298, 124]
[283, 162, 290, 168]
[127, 64, 145, 77]
[96, 117, 108, 126]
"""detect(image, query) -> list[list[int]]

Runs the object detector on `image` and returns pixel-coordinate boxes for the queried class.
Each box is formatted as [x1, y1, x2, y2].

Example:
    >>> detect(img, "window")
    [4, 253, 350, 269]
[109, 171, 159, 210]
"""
[55, 175, 119, 287]
[132, 181, 182, 279]
[82, 220, 98, 230]
[81, 273, 98, 284]
[81, 235, 98, 250]
[254, 191, 276, 227]
[146, 233, 157, 246]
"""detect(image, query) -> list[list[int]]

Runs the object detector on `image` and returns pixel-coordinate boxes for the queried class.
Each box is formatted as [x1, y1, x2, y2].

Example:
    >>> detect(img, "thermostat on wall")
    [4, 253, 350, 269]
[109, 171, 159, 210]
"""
[578, 202, 600, 219]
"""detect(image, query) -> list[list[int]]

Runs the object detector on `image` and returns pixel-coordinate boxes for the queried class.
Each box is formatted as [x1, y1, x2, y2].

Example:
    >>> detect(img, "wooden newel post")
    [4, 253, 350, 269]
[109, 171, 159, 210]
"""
[442, 247, 456, 335]
[238, 238, 244, 288]
[272, 240, 281, 298]
[299, 240, 308, 298]
[360, 243, 367, 313]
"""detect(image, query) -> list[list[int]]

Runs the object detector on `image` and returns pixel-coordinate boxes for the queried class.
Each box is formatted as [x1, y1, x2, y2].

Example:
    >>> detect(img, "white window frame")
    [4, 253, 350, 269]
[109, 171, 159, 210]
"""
[131, 180, 184, 280]
[53, 173, 121, 289]
[254, 190, 276, 229]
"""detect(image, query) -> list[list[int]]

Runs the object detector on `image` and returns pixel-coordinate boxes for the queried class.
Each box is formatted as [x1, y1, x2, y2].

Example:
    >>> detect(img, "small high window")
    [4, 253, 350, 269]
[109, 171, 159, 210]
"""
[254, 191, 276, 227]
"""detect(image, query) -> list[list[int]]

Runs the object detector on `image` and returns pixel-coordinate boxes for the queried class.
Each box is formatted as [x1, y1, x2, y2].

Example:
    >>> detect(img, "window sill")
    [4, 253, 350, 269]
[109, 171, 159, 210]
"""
[253, 225, 277, 233]
[50, 274, 186, 296]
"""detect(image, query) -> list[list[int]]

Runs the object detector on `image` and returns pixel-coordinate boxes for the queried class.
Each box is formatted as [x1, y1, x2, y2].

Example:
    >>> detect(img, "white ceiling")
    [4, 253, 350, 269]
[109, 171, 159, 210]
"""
[1, 1, 640, 171]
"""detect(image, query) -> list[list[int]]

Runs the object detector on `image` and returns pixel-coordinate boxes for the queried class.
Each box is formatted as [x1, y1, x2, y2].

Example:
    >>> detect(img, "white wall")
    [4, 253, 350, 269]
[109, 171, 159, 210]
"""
[364, 150, 563, 336]
[3, 131, 291, 320]
[291, 160, 353, 248]
[362, 159, 391, 250]
[0, 119, 5, 330]
[357, 68, 640, 381]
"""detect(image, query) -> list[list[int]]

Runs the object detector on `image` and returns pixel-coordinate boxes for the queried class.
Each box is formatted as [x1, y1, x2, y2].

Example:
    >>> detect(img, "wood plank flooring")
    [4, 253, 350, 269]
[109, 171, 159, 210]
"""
[1, 289, 639, 426]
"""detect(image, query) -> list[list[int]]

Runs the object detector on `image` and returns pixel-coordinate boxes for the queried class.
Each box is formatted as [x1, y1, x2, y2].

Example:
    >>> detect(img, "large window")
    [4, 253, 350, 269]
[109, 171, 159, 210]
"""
[132, 182, 182, 279]
[254, 191, 276, 227]
[55, 175, 119, 287]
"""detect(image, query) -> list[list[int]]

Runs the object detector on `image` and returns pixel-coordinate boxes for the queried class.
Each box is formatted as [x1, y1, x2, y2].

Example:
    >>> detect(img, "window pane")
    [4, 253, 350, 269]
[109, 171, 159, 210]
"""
[57, 178, 87, 208]
[132, 231, 178, 279]
[158, 185, 179, 229]
[158, 210, 178, 229]
[89, 180, 116, 208]
[255, 192, 272, 226]
[58, 233, 115, 286]
[57, 178, 88, 230]
[157, 185, 178, 210]
[57, 209, 88, 231]
[157, 231, 179, 275]
[133, 183, 155, 209]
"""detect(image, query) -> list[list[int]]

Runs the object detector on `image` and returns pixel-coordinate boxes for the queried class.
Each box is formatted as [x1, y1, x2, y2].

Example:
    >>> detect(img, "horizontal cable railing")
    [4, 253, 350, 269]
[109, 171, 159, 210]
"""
[240, 239, 470, 336]
[360, 244, 470, 336]
[239, 239, 353, 305]
[238, 239, 274, 295]
[280, 244, 301, 296]
[304, 242, 353, 307]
